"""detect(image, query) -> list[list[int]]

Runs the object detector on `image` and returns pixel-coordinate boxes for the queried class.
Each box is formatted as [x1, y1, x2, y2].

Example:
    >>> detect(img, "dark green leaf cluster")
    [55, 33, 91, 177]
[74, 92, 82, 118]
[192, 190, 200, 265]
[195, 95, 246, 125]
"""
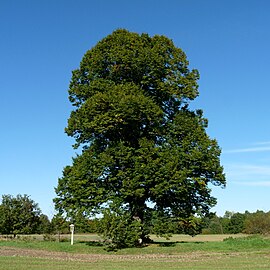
[54, 29, 225, 246]
[98, 205, 143, 250]
[0, 194, 41, 237]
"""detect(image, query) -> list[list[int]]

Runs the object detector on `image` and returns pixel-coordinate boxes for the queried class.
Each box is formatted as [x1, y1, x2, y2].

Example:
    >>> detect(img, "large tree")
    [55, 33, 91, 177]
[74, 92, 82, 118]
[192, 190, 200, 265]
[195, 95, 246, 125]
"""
[55, 29, 225, 246]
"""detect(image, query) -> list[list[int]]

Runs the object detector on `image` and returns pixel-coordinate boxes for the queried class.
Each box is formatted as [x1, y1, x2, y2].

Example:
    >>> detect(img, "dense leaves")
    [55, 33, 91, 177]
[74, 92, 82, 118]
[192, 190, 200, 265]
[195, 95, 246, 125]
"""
[0, 194, 41, 237]
[54, 29, 225, 247]
[244, 211, 270, 234]
[201, 210, 270, 235]
[98, 206, 143, 250]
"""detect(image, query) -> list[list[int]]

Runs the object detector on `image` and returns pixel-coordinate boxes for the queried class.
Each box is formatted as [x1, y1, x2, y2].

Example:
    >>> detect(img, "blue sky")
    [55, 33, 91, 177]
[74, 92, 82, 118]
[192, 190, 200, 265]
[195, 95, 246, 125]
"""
[1, 0, 270, 218]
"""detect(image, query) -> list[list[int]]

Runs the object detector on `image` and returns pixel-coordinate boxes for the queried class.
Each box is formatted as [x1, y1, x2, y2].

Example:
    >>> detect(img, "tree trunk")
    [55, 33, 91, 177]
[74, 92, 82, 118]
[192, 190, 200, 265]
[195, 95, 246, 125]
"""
[131, 200, 148, 245]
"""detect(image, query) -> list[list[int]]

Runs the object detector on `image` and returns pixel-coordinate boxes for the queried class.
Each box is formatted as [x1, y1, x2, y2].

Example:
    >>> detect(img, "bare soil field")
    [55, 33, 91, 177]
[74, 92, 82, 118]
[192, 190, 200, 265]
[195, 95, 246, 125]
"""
[0, 245, 264, 263]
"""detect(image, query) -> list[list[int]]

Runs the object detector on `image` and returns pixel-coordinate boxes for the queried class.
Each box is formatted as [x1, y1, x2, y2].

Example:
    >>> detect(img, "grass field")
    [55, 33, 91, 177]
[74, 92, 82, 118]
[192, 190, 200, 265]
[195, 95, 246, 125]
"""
[0, 234, 270, 269]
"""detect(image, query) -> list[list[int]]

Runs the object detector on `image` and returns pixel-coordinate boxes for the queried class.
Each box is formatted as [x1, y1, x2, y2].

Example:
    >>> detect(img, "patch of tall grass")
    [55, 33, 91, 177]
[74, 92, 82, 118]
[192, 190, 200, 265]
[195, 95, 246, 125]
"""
[223, 235, 270, 249]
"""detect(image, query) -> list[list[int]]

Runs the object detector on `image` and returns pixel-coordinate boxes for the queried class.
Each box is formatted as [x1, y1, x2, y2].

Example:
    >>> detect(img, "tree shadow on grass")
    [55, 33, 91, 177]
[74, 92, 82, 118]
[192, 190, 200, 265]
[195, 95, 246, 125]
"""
[157, 241, 204, 247]
[157, 242, 177, 247]
[79, 241, 105, 247]
[79, 240, 205, 249]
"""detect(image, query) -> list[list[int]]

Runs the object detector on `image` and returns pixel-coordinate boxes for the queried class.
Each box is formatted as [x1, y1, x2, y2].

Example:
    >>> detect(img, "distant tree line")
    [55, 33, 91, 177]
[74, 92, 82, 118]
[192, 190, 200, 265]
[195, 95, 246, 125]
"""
[0, 194, 98, 238]
[201, 210, 270, 235]
[0, 194, 269, 238]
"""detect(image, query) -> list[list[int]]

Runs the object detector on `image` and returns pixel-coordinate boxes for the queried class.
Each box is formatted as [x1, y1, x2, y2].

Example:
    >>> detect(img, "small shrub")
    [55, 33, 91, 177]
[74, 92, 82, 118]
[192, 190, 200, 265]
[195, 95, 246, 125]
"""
[43, 234, 56, 242]
[16, 235, 32, 242]
[98, 207, 142, 250]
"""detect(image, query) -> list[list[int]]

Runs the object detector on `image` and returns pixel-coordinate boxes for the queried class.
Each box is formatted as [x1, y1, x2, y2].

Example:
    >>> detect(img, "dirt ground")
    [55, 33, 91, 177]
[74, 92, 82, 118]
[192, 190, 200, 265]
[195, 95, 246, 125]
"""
[0, 246, 257, 263]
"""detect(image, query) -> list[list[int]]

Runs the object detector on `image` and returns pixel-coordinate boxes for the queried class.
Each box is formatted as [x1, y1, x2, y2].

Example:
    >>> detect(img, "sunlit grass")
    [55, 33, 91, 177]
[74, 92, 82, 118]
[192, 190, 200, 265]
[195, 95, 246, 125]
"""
[1, 234, 270, 269]
[1, 234, 270, 254]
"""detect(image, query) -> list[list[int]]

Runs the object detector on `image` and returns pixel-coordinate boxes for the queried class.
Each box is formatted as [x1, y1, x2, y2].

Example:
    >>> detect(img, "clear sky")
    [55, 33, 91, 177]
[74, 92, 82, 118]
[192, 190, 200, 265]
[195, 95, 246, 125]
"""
[1, 0, 270, 218]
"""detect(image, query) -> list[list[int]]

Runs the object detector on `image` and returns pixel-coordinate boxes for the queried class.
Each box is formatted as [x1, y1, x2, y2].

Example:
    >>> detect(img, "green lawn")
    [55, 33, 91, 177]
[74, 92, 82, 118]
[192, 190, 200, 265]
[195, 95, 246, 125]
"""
[0, 234, 270, 269]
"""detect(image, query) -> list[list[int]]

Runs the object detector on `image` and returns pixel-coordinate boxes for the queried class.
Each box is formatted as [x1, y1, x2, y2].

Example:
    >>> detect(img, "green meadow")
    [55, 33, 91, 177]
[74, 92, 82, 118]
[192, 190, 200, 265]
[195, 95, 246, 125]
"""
[0, 234, 270, 269]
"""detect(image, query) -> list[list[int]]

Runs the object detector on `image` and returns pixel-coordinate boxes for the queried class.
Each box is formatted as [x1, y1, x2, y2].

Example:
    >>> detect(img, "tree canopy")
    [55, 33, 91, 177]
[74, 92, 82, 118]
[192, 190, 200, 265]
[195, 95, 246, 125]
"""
[54, 29, 225, 247]
[0, 194, 41, 237]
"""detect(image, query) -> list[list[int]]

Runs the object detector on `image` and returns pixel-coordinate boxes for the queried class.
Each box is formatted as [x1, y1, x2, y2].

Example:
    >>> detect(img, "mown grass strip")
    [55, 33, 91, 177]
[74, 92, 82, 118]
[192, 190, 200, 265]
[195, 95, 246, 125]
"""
[0, 251, 270, 270]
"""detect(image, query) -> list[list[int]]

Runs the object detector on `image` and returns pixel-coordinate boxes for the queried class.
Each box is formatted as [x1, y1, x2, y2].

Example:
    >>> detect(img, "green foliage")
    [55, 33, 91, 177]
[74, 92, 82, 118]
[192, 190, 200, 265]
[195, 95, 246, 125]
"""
[50, 215, 69, 234]
[150, 211, 175, 238]
[68, 211, 99, 233]
[151, 212, 202, 236]
[201, 214, 224, 234]
[226, 212, 246, 234]
[202, 212, 246, 234]
[0, 194, 41, 237]
[201, 210, 270, 235]
[244, 211, 270, 234]
[43, 234, 57, 242]
[36, 214, 51, 234]
[98, 206, 143, 250]
[54, 29, 225, 247]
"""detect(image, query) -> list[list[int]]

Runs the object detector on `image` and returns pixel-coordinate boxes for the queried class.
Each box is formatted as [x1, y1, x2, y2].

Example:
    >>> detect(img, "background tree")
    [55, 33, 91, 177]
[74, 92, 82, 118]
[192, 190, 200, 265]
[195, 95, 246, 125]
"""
[225, 212, 246, 234]
[201, 213, 224, 234]
[36, 214, 52, 234]
[201, 211, 249, 234]
[50, 214, 69, 242]
[54, 29, 225, 247]
[70, 211, 99, 233]
[0, 194, 41, 237]
[244, 210, 270, 234]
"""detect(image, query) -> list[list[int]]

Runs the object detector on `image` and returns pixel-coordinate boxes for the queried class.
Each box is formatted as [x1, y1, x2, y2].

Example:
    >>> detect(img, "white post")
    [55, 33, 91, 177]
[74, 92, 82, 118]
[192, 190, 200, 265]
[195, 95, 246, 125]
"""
[69, 224, 74, 245]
